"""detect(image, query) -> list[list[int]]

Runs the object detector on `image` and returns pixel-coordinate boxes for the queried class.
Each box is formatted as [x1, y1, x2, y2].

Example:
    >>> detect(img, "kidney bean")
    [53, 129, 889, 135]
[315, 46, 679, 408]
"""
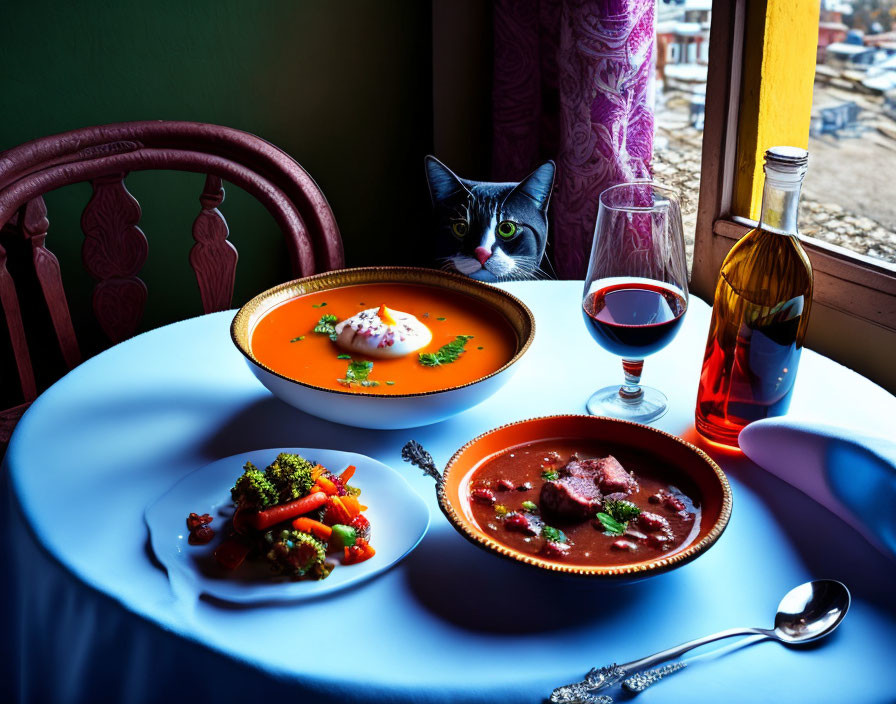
[541, 541, 571, 558]
[663, 495, 686, 513]
[504, 513, 535, 534]
[471, 488, 496, 505]
[611, 539, 637, 551]
[496, 479, 515, 492]
[647, 532, 672, 549]
[638, 512, 670, 532]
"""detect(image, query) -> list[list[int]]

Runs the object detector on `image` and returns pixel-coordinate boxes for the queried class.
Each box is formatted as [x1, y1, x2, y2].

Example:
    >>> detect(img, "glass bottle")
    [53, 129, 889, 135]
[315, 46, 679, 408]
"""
[695, 147, 813, 448]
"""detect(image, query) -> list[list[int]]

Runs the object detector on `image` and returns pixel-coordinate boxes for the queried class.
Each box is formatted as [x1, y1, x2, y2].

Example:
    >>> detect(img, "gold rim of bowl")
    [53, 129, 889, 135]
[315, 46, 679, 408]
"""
[437, 414, 734, 577]
[230, 266, 536, 399]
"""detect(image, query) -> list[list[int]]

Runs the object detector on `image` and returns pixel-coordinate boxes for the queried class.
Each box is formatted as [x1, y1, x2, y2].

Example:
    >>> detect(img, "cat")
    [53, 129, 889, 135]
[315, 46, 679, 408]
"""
[424, 156, 555, 282]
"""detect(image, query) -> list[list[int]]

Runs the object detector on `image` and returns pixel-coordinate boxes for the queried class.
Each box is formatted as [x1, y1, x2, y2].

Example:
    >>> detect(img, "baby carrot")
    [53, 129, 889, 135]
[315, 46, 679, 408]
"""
[340, 495, 363, 519]
[340, 465, 356, 483]
[292, 516, 333, 540]
[251, 491, 328, 531]
[316, 475, 339, 496]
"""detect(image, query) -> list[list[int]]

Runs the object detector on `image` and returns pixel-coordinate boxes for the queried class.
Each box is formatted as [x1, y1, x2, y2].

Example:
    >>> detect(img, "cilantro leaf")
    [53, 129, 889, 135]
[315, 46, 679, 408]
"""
[336, 354, 351, 360]
[313, 313, 339, 337]
[604, 499, 641, 524]
[541, 525, 567, 543]
[521, 500, 538, 513]
[418, 335, 474, 367]
[337, 359, 375, 387]
[541, 469, 559, 481]
[596, 512, 627, 535]
[312, 302, 328, 308]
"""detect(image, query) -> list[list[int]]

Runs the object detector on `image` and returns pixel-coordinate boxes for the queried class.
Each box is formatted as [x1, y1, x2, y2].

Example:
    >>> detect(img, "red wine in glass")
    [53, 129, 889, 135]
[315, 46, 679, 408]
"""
[583, 282, 687, 358]
[581, 182, 689, 423]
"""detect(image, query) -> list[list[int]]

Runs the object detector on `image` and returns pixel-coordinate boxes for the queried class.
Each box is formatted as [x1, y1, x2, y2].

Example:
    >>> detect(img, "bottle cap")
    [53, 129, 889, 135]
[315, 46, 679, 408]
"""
[765, 146, 808, 168]
[764, 146, 808, 180]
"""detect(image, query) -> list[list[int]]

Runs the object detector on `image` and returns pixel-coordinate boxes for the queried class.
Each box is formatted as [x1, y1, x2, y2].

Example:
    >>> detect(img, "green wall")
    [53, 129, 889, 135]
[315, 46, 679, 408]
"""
[0, 1, 433, 346]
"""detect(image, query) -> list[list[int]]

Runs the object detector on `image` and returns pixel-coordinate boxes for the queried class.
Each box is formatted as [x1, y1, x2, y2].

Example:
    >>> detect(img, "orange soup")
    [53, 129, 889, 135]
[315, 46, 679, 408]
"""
[250, 284, 519, 395]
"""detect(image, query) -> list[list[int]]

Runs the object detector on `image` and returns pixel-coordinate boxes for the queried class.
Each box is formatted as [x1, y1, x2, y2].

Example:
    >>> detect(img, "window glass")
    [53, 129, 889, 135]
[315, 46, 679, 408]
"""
[654, 0, 711, 271]
[803, 1, 896, 266]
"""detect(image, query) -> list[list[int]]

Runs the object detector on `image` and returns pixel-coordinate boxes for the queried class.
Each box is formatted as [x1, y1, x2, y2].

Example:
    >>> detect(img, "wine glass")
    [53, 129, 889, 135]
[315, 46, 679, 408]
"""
[581, 182, 689, 422]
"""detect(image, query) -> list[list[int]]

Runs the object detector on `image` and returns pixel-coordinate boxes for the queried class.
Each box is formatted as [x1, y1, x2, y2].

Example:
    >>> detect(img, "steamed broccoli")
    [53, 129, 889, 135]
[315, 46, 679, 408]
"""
[265, 529, 328, 578]
[265, 453, 315, 503]
[230, 461, 278, 509]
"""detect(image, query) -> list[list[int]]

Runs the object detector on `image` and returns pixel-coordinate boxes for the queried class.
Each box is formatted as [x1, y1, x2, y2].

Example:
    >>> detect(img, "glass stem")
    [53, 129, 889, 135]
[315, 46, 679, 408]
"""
[620, 359, 644, 402]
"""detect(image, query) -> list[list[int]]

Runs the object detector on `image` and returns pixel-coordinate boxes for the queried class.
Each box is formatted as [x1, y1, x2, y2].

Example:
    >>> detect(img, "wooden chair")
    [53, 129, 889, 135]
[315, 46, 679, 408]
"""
[0, 121, 344, 447]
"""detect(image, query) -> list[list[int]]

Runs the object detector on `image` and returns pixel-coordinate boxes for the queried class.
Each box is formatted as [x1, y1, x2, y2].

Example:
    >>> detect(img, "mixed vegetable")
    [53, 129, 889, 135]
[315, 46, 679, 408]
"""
[186, 453, 375, 579]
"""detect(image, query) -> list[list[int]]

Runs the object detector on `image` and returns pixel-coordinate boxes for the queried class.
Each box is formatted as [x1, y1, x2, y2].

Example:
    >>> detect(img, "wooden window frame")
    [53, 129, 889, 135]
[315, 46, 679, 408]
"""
[693, 0, 896, 392]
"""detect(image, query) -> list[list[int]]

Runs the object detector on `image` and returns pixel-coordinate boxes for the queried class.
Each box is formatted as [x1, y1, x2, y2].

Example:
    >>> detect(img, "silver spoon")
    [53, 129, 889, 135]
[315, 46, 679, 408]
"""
[550, 579, 850, 702]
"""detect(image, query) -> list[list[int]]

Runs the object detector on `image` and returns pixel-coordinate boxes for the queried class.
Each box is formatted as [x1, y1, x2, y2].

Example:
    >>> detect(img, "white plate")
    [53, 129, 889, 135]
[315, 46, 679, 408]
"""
[145, 448, 430, 604]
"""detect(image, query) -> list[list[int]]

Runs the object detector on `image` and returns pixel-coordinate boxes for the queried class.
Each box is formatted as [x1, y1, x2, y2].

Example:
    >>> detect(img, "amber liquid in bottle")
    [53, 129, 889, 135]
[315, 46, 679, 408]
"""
[695, 149, 813, 447]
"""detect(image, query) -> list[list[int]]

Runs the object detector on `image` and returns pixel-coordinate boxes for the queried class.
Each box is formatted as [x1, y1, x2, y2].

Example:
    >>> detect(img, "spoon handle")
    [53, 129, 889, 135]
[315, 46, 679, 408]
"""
[619, 626, 772, 674]
[400, 441, 443, 486]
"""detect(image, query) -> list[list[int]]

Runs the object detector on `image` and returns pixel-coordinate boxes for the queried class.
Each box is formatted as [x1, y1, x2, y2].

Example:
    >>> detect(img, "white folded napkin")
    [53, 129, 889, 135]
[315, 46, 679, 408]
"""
[738, 418, 896, 560]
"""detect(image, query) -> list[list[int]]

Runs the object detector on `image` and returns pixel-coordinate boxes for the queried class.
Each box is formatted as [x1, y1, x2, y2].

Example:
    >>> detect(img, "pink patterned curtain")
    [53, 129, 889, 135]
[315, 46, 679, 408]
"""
[492, 0, 655, 279]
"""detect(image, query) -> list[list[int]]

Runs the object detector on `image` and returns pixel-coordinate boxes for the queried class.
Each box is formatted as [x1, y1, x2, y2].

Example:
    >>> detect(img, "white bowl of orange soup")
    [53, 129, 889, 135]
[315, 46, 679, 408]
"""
[231, 267, 535, 429]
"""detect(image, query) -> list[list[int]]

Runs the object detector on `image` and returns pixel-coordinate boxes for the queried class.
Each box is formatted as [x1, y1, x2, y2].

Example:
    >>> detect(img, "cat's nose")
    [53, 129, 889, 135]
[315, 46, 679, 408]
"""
[474, 247, 492, 266]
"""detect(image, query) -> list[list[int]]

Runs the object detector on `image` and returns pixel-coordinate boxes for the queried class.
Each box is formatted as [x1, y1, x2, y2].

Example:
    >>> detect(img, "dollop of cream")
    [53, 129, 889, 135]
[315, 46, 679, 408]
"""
[334, 304, 432, 359]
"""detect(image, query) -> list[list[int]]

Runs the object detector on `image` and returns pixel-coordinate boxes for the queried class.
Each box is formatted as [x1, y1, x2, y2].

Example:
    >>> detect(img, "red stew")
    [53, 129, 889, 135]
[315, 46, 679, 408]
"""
[467, 439, 702, 566]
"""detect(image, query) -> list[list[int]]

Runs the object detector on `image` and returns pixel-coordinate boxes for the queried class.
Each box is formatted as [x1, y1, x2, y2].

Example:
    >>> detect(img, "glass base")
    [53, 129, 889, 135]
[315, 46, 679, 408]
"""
[585, 385, 668, 423]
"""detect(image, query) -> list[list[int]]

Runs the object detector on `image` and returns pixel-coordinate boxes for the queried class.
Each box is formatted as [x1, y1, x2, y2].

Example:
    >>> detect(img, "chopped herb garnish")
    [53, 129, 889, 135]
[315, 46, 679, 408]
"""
[477, 346, 484, 350]
[289, 335, 305, 343]
[313, 313, 338, 336]
[596, 512, 627, 535]
[386, 381, 396, 385]
[541, 525, 567, 543]
[541, 469, 559, 481]
[604, 499, 641, 524]
[494, 504, 509, 517]
[436, 317, 446, 321]
[418, 335, 474, 367]
[337, 359, 375, 387]
[337, 354, 351, 360]
[312, 302, 328, 308]
[596, 500, 641, 536]
[521, 500, 538, 513]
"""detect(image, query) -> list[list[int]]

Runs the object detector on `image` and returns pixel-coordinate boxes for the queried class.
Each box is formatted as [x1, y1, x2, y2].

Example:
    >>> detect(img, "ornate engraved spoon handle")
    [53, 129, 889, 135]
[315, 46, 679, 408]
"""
[400, 440, 443, 487]
[618, 626, 772, 674]
[622, 661, 688, 692]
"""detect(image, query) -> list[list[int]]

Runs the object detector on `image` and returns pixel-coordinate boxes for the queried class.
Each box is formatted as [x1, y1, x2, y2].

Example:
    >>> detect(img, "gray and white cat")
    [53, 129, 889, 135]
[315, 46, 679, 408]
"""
[424, 156, 556, 282]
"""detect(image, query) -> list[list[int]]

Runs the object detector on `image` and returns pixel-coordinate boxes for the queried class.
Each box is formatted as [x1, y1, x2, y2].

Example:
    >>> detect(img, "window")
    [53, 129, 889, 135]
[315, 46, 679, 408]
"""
[693, 0, 896, 392]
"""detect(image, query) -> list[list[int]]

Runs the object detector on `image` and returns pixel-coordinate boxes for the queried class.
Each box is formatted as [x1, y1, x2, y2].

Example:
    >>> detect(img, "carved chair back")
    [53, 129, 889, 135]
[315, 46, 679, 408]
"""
[0, 121, 344, 444]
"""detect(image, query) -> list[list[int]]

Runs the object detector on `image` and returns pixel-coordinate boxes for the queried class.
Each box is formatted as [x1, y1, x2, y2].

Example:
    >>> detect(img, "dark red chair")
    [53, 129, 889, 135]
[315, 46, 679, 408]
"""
[0, 120, 344, 446]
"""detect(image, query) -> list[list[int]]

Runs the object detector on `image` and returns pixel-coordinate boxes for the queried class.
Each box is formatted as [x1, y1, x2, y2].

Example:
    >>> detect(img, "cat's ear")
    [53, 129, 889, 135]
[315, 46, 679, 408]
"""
[508, 161, 555, 212]
[424, 155, 470, 204]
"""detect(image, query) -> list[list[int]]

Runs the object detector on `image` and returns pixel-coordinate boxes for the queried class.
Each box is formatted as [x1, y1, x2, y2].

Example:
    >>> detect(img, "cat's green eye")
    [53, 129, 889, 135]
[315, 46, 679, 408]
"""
[497, 221, 518, 239]
[451, 221, 468, 238]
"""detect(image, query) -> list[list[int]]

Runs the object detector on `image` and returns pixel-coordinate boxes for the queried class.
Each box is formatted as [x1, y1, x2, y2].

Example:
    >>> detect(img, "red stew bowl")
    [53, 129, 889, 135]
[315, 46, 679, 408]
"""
[435, 415, 732, 578]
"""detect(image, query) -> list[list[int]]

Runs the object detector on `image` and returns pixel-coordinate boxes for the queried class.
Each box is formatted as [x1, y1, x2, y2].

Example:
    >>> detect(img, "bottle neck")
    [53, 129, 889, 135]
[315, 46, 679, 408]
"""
[758, 175, 804, 235]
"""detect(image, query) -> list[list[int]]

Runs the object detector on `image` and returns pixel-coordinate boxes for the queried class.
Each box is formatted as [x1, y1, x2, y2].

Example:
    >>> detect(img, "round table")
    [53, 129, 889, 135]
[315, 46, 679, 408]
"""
[3, 281, 895, 704]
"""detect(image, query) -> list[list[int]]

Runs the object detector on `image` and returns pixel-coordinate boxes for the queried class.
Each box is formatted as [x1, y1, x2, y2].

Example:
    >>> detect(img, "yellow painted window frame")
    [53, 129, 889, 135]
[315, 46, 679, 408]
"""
[693, 0, 896, 393]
